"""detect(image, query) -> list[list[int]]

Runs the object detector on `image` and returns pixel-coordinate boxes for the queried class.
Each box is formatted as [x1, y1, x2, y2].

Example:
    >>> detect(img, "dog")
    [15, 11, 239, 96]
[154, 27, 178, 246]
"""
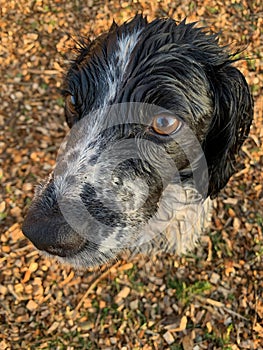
[22, 15, 253, 268]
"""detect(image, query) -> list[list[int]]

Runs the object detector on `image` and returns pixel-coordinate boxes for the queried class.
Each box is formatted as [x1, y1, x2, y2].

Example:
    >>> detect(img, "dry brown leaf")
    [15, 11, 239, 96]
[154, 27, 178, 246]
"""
[26, 300, 38, 312]
[0, 1, 261, 348]
[182, 333, 194, 350]
[163, 331, 175, 345]
[115, 286, 131, 304]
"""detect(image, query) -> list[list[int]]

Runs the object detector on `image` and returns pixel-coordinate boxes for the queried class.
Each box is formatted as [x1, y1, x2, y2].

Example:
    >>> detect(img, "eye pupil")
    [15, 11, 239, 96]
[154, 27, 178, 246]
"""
[156, 116, 171, 128]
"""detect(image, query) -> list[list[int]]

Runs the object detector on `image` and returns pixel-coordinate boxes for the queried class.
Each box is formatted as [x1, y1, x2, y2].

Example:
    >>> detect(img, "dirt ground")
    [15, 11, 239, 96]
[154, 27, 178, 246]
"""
[0, 0, 262, 349]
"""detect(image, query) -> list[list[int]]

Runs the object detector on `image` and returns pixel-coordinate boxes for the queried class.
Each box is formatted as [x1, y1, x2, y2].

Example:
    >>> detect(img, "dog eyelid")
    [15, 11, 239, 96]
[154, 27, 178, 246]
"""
[151, 114, 182, 136]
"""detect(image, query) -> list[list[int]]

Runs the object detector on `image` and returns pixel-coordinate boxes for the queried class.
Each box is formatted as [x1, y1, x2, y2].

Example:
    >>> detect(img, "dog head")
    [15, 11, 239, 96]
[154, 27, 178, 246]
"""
[22, 15, 253, 267]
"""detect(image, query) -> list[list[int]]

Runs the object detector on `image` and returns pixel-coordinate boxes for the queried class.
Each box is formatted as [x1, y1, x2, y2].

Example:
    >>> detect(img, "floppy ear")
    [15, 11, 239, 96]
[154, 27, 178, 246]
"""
[203, 63, 253, 198]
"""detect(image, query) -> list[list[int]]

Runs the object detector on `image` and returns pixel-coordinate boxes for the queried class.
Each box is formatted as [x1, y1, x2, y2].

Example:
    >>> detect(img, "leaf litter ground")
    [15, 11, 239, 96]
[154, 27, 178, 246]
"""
[0, 1, 262, 349]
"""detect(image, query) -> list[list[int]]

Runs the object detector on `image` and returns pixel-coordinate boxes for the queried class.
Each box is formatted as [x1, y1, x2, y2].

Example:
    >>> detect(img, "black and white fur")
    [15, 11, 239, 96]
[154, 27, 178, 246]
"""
[22, 15, 253, 267]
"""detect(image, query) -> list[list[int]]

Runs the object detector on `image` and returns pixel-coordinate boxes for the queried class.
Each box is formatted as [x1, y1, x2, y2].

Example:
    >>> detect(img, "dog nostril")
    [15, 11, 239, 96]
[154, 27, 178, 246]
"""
[23, 219, 85, 257]
[45, 244, 70, 257]
[45, 245, 66, 257]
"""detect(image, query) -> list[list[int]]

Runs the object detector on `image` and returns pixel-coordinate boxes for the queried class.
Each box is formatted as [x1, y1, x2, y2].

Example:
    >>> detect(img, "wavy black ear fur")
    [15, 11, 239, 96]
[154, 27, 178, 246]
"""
[203, 61, 253, 198]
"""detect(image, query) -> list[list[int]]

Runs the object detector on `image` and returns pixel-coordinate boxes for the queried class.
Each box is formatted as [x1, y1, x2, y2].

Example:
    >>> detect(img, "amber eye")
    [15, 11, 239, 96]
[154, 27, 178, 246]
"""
[151, 114, 182, 135]
[66, 95, 76, 113]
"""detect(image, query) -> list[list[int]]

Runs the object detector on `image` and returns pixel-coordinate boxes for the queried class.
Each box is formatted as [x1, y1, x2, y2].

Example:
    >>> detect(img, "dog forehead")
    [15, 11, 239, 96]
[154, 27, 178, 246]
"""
[65, 17, 221, 128]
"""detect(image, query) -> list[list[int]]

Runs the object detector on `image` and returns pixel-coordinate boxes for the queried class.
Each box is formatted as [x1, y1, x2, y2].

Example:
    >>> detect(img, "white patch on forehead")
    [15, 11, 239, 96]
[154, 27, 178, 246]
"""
[52, 29, 144, 199]
[105, 29, 142, 105]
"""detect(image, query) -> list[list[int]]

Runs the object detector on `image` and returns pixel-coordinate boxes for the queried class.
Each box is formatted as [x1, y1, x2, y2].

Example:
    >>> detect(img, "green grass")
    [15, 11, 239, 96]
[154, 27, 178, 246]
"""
[44, 332, 93, 349]
[167, 279, 212, 305]
[210, 231, 233, 257]
[255, 213, 263, 227]
[170, 345, 183, 350]
[189, 1, 196, 12]
[125, 265, 145, 292]
[246, 58, 257, 71]
[56, 97, 65, 107]
[206, 6, 219, 14]
[0, 212, 7, 221]
[202, 322, 234, 349]
[251, 83, 260, 94]
[40, 82, 49, 90]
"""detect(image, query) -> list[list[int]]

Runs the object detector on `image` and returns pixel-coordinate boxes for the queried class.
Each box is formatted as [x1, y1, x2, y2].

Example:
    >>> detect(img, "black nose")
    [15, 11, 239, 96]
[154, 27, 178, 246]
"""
[22, 204, 85, 257]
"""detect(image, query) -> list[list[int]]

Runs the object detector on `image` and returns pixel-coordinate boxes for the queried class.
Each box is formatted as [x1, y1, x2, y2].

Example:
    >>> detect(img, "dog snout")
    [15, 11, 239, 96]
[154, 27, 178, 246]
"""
[22, 204, 85, 257]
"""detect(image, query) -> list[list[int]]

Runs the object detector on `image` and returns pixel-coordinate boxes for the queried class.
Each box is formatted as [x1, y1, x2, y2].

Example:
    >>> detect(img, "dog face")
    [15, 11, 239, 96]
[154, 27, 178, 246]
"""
[22, 15, 253, 267]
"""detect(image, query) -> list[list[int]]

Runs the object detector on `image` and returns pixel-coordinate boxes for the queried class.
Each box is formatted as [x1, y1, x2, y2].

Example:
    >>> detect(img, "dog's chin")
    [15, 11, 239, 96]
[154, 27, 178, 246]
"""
[39, 243, 120, 269]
